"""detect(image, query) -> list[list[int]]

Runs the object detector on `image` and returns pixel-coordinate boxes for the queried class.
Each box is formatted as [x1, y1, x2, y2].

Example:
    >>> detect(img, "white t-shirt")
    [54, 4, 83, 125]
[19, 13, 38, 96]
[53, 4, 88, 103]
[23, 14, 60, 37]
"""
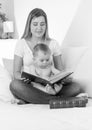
[14, 38, 61, 72]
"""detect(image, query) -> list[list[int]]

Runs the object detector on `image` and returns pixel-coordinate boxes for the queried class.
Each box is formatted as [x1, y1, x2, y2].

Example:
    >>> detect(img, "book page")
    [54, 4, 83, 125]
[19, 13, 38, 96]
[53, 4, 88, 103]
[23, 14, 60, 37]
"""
[49, 71, 73, 84]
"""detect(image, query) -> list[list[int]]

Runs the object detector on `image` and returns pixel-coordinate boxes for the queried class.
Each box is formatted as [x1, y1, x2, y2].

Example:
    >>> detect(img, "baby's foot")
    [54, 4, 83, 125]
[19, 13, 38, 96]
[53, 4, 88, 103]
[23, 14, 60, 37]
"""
[46, 84, 56, 95]
[54, 84, 63, 93]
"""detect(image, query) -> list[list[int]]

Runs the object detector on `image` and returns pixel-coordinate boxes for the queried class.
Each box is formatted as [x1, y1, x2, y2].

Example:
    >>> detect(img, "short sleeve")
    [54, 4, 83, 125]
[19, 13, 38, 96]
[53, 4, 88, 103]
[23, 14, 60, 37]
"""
[49, 39, 61, 56]
[14, 39, 25, 57]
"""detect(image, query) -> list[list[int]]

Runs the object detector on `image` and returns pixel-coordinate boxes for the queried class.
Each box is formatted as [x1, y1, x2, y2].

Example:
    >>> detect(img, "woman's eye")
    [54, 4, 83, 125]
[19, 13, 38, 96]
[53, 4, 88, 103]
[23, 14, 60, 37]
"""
[33, 22, 46, 27]
[40, 22, 46, 26]
[41, 60, 44, 62]
[33, 23, 38, 26]
[46, 59, 49, 62]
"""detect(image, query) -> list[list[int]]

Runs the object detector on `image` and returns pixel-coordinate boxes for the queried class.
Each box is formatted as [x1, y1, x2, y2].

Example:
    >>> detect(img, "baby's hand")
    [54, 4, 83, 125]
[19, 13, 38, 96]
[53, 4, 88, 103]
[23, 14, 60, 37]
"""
[46, 84, 56, 95]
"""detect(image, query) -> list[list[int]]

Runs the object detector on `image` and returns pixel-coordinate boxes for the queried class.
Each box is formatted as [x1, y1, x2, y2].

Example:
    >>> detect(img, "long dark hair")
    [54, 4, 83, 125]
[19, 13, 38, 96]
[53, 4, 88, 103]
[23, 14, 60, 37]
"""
[22, 8, 50, 40]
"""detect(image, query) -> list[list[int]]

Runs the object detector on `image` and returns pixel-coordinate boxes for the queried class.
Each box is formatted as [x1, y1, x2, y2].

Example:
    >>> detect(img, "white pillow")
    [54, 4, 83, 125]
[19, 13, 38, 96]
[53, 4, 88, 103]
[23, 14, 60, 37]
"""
[0, 64, 14, 103]
[73, 48, 92, 97]
[61, 47, 88, 71]
[2, 58, 13, 78]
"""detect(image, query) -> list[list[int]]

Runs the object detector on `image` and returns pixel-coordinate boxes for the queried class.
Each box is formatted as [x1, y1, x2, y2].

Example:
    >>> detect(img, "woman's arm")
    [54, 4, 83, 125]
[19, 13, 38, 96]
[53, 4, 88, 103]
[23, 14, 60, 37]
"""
[53, 55, 73, 83]
[53, 55, 64, 71]
[13, 55, 23, 79]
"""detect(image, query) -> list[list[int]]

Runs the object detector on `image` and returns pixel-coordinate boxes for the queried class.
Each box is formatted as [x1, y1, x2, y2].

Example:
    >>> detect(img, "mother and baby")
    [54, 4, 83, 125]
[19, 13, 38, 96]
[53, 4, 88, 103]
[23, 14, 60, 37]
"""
[10, 8, 86, 104]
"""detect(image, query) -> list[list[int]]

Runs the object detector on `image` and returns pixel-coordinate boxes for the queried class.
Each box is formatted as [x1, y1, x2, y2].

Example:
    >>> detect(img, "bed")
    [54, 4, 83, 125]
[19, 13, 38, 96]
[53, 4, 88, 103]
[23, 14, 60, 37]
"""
[0, 39, 92, 130]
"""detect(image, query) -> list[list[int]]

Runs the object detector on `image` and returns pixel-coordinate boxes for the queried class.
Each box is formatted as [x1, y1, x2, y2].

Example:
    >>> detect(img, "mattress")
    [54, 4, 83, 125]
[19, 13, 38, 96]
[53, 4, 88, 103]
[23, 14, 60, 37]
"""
[0, 98, 92, 130]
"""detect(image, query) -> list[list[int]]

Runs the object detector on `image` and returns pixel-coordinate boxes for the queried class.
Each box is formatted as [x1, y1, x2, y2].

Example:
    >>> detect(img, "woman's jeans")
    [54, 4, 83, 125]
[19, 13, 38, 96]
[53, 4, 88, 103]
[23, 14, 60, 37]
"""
[10, 79, 83, 104]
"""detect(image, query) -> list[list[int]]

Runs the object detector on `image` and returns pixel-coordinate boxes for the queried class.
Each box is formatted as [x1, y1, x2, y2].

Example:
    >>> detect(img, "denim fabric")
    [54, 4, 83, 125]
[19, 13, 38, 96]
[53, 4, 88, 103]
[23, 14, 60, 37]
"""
[10, 79, 82, 104]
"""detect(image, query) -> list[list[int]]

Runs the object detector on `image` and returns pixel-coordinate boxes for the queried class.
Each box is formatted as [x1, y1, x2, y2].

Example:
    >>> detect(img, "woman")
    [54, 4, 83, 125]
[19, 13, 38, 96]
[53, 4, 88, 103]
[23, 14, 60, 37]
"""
[10, 8, 83, 104]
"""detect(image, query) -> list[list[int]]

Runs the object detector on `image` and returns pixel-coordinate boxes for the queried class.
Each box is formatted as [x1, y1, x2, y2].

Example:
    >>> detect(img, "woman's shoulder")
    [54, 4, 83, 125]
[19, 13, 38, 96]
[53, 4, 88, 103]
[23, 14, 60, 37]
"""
[47, 38, 61, 56]
[15, 38, 27, 49]
[48, 38, 60, 49]
[14, 38, 27, 55]
[48, 38, 60, 47]
[49, 38, 58, 43]
[16, 38, 26, 45]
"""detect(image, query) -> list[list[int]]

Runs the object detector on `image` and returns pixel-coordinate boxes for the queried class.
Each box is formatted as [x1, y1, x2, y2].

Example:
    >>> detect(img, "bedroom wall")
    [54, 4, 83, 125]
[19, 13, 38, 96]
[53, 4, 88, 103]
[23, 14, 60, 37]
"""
[0, 0, 17, 38]
[62, 0, 92, 47]
[0, 0, 14, 20]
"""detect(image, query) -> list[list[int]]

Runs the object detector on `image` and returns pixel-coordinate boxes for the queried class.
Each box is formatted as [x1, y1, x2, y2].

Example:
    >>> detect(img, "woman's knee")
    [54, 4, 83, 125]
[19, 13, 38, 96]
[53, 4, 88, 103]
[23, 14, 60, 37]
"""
[69, 81, 83, 96]
[10, 79, 22, 93]
[61, 81, 82, 97]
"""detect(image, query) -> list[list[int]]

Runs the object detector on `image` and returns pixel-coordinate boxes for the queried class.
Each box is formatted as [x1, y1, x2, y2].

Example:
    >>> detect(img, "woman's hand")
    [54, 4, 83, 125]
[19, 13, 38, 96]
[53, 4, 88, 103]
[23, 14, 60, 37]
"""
[62, 76, 73, 85]
[14, 72, 31, 84]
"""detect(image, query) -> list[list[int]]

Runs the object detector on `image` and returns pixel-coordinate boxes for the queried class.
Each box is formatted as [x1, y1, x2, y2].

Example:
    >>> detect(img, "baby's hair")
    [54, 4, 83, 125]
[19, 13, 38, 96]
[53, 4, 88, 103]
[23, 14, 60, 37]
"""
[33, 43, 51, 57]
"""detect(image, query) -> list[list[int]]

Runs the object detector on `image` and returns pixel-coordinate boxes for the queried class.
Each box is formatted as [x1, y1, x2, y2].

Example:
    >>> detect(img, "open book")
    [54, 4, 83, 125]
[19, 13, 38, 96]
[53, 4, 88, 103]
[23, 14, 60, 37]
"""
[21, 71, 73, 85]
[21, 71, 73, 86]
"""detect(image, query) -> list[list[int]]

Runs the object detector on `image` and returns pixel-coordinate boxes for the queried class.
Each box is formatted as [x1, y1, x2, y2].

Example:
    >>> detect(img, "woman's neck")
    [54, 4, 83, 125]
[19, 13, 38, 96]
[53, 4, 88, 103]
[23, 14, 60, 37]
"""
[31, 36, 45, 44]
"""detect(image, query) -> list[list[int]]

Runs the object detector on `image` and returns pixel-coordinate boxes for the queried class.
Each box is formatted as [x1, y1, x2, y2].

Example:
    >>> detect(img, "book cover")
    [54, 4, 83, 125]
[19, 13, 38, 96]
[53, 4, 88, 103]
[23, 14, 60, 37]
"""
[49, 96, 88, 109]
[21, 71, 73, 86]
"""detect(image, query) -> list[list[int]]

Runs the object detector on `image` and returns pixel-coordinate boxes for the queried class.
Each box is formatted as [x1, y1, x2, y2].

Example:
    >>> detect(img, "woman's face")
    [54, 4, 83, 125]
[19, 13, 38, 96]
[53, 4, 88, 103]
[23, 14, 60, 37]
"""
[31, 16, 46, 38]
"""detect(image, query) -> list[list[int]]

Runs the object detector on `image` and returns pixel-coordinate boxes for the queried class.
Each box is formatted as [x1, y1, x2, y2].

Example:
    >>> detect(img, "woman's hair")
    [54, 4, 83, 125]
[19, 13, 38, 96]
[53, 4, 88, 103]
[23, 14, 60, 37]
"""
[33, 43, 51, 57]
[22, 8, 50, 40]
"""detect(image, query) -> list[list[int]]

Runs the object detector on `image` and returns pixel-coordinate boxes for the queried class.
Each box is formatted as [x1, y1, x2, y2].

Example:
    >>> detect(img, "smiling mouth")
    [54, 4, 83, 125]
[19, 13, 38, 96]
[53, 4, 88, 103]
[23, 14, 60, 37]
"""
[37, 32, 42, 34]
[36, 31, 43, 33]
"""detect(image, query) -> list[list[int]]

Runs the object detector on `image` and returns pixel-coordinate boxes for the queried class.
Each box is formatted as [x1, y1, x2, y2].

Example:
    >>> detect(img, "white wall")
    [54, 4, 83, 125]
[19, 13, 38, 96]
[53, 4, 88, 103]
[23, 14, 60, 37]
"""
[88, 0, 92, 46]
[62, 0, 92, 47]
[13, 0, 81, 45]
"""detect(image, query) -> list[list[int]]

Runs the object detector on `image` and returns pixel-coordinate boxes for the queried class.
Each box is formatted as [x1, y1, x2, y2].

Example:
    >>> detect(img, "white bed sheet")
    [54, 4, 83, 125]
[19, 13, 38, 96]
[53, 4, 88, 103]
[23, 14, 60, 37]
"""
[0, 99, 92, 130]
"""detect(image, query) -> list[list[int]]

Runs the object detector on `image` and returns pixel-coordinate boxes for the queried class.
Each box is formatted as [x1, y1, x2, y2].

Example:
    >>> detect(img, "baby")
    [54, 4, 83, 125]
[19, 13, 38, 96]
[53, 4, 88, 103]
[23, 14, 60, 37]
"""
[29, 43, 63, 95]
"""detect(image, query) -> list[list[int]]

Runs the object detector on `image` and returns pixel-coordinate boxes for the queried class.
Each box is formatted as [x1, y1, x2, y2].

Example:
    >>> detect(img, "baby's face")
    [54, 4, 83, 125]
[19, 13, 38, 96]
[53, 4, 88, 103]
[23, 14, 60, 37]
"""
[34, 51, 52, 69]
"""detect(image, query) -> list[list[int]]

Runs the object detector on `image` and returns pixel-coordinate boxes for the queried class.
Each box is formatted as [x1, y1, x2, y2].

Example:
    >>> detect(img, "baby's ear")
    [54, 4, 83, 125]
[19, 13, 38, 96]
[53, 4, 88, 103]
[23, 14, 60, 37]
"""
[33, 57, 36, 63]
[33, 57, 35, 61]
